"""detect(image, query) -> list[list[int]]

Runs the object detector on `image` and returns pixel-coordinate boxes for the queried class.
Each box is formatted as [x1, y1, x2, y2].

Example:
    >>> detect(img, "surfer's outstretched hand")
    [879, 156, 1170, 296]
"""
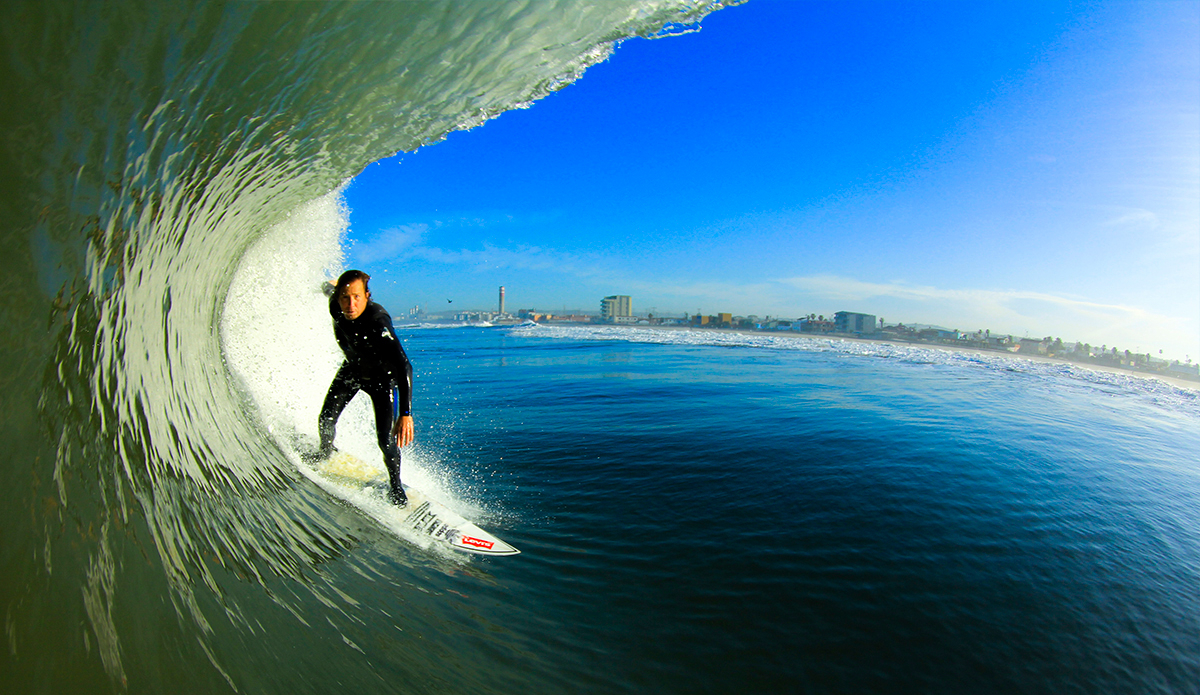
[394, 415, 414, 448]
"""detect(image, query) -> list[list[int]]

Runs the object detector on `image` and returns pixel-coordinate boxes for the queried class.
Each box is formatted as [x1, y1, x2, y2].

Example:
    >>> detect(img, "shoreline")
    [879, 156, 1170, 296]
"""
[571, 323, 1200, 392]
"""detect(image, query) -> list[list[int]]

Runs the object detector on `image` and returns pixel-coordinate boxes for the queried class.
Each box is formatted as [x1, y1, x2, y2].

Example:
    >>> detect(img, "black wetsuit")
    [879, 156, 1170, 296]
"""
[318, 298, 413, 504]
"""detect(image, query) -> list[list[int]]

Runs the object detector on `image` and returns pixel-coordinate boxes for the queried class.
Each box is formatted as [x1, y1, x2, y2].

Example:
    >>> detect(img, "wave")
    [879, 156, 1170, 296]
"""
[0, 1, 730, 689]
[510, 323, 1200, 416]
[395, 321, 480, 330]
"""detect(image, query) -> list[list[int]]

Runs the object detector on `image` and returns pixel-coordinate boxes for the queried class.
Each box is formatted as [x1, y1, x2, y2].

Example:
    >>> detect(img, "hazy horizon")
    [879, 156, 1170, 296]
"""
[342, 0, 1199, 361]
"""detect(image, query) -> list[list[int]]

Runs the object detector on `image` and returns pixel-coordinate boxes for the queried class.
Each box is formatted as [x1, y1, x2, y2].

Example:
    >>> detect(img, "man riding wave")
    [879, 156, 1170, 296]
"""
[310, 269, 413, 506]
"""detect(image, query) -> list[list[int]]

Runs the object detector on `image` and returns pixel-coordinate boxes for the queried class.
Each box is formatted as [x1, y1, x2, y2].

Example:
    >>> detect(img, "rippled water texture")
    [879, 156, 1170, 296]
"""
[437, 326, 1200, 693]
[0, 2, 726, 691]
[3, 1, 1198, 692]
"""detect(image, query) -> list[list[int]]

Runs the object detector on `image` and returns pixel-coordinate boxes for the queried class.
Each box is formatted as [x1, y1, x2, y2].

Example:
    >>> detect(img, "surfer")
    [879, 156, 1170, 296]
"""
[312, 269, 414, 506]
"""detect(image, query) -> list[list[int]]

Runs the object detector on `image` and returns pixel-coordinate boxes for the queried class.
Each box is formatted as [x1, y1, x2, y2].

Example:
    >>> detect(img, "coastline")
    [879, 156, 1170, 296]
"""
[584, 323, 1200, 392]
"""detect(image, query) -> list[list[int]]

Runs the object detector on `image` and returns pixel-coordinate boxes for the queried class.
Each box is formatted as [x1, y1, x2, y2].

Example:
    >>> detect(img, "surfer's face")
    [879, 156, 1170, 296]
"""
[338, 279, 369, 320]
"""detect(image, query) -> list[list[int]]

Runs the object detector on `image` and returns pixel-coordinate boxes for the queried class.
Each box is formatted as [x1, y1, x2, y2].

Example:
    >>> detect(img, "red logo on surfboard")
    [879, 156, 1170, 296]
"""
[461, 536, 494, 550]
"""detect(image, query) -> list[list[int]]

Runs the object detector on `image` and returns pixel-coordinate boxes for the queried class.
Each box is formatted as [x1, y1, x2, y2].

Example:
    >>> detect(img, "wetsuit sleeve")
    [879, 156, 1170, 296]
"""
[368, 307, 413, 416]
[393, 336, 414, 417]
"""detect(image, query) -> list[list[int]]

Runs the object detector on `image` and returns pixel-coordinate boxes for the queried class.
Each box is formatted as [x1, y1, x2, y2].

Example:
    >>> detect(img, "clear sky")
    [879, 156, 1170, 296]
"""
[343, 0, 1200, 361]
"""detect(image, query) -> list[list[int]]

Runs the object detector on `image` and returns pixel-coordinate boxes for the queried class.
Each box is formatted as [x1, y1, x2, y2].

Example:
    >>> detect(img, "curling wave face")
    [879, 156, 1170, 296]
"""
[0, 2, 727, 690]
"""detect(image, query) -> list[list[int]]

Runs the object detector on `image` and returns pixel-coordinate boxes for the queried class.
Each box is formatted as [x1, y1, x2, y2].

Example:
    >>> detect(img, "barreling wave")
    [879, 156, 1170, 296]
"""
[0, 2, 730, 691]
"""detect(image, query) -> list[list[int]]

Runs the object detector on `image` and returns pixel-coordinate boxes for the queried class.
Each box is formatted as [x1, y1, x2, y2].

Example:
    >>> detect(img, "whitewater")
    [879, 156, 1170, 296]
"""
[3, 2, 1199, 693]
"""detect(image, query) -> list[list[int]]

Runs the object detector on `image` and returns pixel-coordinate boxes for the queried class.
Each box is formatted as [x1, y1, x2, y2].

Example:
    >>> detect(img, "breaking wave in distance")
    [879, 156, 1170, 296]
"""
[512, 323, 1200, 417]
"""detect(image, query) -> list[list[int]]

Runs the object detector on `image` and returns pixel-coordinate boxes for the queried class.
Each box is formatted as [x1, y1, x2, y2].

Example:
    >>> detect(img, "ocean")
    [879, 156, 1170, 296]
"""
[3, 2, 1199, 693]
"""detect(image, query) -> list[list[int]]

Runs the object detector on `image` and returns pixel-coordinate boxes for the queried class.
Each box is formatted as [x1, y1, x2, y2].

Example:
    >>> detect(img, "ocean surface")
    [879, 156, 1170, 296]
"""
[3, 2, 1200, 693]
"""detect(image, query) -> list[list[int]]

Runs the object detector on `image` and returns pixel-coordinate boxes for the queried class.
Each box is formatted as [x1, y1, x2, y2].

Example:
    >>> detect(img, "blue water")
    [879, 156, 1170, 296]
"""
[4, 2, 1199, 691]
[391, 324, 1200, 693]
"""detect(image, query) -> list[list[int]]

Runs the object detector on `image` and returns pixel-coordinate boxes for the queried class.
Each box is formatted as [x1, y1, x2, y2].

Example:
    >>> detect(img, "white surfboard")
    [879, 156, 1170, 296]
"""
[307, 451, 519, 556]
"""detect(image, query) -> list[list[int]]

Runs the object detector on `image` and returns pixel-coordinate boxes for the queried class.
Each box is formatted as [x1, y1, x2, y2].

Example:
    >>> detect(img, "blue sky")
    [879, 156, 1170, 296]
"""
[343, 0, 1199, 361]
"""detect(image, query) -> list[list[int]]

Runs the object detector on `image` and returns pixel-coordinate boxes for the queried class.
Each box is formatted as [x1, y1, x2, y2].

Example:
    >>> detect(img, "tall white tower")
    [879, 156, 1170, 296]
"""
[499, 286, 506, 315]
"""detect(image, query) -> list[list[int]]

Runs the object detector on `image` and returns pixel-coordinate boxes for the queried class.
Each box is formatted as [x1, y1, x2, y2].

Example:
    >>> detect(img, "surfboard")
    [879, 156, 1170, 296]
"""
[307, 450, 520, 556]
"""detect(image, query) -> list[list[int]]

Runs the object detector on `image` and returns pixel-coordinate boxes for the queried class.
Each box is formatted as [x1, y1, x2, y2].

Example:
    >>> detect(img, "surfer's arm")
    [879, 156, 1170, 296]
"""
[369, 308, 413, 417]
[392, 352, 413, 448]
[366, 307, 414, 444]
[396, 344, 413, 415]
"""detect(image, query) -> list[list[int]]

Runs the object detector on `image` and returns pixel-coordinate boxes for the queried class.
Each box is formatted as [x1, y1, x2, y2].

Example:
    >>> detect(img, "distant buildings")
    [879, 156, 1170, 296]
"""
[918, 327, 959, 341]
[798, 318, 834, 334]
[691, 313, 732, 327]
[601, 295, 633, 323]
[1017, 337, 1047, 355]
[517, 309, 594, 323]
[482, 296, 1198, 382]
[834, 311, 877, 335]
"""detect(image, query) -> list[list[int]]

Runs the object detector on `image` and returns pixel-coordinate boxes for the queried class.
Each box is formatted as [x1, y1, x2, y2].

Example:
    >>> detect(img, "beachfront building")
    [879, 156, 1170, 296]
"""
[834, 311, 877, 335]
[600, 295, 632, 323]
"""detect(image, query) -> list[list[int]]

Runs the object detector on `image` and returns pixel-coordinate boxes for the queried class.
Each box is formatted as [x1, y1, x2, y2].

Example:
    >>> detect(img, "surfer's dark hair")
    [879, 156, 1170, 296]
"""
[335, 269, 371, 297]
